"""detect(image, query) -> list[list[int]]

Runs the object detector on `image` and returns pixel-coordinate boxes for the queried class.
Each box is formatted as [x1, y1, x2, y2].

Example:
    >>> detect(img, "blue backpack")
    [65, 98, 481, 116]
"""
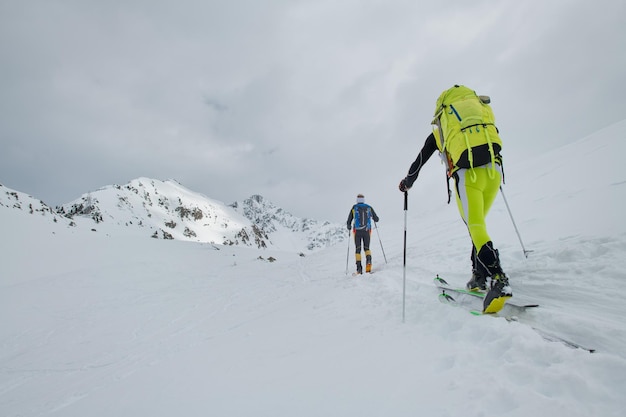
[353, 204, 372, 231]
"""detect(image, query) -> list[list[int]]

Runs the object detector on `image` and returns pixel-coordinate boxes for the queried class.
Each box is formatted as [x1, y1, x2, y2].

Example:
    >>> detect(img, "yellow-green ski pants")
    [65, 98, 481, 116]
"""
[453, 163, 502, 251]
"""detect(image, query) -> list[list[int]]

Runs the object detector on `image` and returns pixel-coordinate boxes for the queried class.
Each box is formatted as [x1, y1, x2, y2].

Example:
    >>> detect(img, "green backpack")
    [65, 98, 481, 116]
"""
[432, 85, 502, 173]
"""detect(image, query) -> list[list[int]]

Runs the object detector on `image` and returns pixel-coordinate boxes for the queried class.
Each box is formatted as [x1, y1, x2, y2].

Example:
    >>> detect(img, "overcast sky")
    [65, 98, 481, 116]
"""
[1, 0, 625, 222]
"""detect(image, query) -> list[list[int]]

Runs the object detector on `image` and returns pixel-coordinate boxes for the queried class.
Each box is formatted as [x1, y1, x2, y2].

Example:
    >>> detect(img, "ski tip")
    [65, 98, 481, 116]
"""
[434, 276, 449, 286]
[438, 292, 456, 304]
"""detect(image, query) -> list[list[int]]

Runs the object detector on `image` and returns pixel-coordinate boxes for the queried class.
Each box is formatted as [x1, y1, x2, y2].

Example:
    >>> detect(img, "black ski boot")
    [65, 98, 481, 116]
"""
[466, 271, 487, 292]
[476, 241, 513, 313]
[483, 273, 513, 313]
[469, 246, 488, 291]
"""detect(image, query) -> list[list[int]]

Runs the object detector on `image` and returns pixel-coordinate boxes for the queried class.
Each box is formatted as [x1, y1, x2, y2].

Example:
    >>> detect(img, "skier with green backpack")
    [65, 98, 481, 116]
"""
[398, 85, 511, 314]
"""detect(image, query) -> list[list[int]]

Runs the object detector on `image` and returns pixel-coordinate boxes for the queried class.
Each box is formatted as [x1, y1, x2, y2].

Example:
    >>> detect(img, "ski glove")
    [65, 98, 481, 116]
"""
[398, 178, 411, 192]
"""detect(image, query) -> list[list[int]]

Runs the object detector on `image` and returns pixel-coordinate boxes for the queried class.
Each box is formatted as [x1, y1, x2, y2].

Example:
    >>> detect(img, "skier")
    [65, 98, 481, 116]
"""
[398, 85, 512, 313]
[346, 194, 379, 274]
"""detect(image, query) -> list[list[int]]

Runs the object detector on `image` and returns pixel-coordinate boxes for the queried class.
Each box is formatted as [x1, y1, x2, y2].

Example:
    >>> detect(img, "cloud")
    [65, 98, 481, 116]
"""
[1, 0, 625, 221]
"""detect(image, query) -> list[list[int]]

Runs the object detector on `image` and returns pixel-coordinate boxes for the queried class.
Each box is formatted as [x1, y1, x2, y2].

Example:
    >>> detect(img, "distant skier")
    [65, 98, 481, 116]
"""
[346, 194, 379, 274]
[398, 85, 511, 313]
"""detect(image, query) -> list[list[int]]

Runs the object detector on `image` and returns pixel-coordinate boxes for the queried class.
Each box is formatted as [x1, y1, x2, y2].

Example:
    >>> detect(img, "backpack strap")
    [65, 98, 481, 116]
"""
[483, 125, 497, 180]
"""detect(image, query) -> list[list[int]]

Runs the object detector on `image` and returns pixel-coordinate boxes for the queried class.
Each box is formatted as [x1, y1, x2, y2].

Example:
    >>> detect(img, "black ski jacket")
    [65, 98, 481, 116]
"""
[403, 133, 438, 189]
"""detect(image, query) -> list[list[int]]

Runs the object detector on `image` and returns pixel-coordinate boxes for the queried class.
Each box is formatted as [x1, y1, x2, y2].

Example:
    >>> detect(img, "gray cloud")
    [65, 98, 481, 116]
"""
[1, 0, 625, 222]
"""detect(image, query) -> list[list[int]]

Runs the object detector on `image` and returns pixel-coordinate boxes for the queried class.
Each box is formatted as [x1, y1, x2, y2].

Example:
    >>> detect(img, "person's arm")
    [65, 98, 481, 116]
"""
[371, 207, 379, 223]
[346, 207, 354, 230]
[399, 133, 438, 191]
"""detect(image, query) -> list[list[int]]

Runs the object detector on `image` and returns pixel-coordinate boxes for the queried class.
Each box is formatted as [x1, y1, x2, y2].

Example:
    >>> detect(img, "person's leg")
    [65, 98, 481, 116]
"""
[455, 165, 508, 293]
[456, 164, 512, 312]
[364, 231, 372, 272]
[455, 166, 504, 270]
[354, 231, 363, 274]
[467, 245, 487, 290]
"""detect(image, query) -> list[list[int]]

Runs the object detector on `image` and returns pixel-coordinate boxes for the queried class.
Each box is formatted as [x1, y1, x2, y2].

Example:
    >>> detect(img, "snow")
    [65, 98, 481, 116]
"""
[55, 178, 346, 252]
[2, 120, 626, 416]
[59, 177, 261, 244]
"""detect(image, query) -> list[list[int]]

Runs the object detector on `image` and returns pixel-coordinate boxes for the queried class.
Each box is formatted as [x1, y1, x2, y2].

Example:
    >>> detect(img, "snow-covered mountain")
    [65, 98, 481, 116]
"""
[230, 195, 347, 251]
[0, 183, 72, 227]
[57, 178, 269, 247]
[1, 177, 345, 252]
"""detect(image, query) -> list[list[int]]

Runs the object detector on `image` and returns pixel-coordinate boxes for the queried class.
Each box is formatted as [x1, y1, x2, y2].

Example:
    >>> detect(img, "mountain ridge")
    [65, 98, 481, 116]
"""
[0, 178, 346, 252]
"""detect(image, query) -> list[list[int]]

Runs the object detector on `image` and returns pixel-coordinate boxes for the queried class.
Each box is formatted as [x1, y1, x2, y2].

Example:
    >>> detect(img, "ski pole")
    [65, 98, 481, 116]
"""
[402, 191, 408, 323]
[499, 186, 532, 258]
[374, 222, 388, 264]
[345, 228, 351, 275]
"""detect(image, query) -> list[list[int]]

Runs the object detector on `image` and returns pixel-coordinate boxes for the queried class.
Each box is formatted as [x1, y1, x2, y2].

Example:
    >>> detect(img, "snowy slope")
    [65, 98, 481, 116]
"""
[1, 121, 626, 417]
[1, 183, 70, 225]
[56, 178, 345, 252]
[57, 178, 271, 247]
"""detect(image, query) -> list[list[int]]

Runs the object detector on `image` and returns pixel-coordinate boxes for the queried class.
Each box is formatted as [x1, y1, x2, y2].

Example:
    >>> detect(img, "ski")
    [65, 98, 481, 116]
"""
[436, 284, 536, 317]
[351, 266, 375, 277]
[434, 275, 538, 312]
[434, 275, 595, 353]
[351, 271, 373, 277]
[530, 327, 595, 353]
